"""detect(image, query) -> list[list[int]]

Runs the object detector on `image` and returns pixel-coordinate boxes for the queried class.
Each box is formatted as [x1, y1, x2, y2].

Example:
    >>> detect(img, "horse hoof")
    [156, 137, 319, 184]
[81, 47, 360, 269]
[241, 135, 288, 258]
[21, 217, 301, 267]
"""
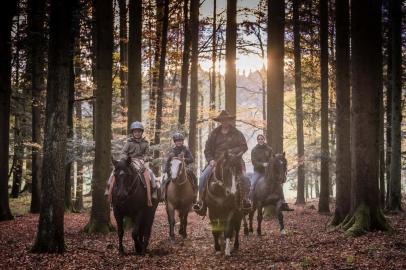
[280, 229, 286, 236]
[215, 251, 222, 255]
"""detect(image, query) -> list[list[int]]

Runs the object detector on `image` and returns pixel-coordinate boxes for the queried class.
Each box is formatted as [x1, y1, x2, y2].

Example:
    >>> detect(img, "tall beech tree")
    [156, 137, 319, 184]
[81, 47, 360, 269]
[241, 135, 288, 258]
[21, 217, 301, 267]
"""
[189, 0, 199, 160]
[293, 0, 305, 205]
[318, 0, 330, 213]
[31, 0, 74, 252]
[387, 0, 402, 212]
[118, 0, 128, 112]
[267, 0, 285, 153]
[342, 0, 390, 236]
[128, 0, 143, 125]
[225, 0, 237, 120]
[0, 0, 16, 221]
[332, 0, 351, 225]
[84, 0, 114, 233]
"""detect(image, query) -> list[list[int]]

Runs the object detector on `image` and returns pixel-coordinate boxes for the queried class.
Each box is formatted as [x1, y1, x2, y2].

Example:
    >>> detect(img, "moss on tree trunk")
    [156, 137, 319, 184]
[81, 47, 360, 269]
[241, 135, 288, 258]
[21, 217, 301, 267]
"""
[341, 204, 391, 237]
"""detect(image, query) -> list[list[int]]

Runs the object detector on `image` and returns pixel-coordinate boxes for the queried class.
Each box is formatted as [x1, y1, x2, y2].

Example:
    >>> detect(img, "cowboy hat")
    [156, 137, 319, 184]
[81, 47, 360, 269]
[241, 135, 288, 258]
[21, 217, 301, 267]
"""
[213, 110, 236, 122]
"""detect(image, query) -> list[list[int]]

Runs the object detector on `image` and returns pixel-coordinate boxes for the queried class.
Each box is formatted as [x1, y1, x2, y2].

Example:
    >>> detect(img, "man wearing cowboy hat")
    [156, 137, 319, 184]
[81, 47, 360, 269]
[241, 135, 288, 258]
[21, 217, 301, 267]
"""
[193, 110, 251, 216]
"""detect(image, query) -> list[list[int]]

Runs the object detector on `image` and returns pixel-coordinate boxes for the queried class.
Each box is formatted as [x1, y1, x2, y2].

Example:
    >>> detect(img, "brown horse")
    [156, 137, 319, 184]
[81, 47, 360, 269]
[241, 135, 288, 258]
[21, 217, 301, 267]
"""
[243, 153, 287, 236]
[204, 153, 244, 256]
[165, 157, 196, 241]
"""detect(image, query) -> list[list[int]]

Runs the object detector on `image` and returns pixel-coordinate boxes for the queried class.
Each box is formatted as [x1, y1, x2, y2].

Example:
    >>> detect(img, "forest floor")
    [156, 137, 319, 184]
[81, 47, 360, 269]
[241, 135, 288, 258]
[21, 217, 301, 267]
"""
[1, 196, 405, 270]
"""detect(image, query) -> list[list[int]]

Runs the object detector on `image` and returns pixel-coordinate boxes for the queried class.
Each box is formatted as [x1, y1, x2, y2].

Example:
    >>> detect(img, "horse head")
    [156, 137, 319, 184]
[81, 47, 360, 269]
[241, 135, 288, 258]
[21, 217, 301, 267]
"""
[211, 151, 239, 197]
[169, 157, 187, 185]
[111, 156, 138, 204]
[265, 152, 287, 185]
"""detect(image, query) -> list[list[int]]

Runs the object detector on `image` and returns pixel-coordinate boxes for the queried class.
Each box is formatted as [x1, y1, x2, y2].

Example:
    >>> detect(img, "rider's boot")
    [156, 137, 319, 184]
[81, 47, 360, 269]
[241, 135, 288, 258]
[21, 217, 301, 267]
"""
[193, 199, 207, 216]
[281, 201, 294, 211]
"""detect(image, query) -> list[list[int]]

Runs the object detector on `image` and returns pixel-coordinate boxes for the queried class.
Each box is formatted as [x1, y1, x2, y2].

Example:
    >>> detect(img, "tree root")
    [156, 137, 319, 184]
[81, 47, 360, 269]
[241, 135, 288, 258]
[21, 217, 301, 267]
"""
[84, 219, 115, 234]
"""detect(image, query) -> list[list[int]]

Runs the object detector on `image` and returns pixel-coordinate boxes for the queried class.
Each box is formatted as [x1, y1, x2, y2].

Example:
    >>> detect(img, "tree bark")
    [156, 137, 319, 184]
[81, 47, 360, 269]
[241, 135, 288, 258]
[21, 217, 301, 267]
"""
[178, 0, 191, 127]
[27, 0, 46, 213]
[188, 0, 199, 163]
[118, 0, 128, 115]
[332, 0, 351, 225]
[153, 0, 169, 158]
[318, 0, 330, 213]
[210, 0, 217, 132]
[342, 0, 390, 236]
[84, 0, 114, 234]
[0, 0, 16, 221]
[267, 0, 285, 153]
[31, 0, 73, 252]
[225, 0, 236, 120]
[293, 0, 305, 205]
[128, 0, 143, 126]
[387, 0, 402, 212]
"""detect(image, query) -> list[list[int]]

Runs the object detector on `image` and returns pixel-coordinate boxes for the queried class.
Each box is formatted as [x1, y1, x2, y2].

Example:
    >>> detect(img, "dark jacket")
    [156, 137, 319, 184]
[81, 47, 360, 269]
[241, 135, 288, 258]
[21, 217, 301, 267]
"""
[164, 145, 194, 173]
[204, 125, 248, 163]
[251, 143, 273, 173]
[119, 136, 150, 160]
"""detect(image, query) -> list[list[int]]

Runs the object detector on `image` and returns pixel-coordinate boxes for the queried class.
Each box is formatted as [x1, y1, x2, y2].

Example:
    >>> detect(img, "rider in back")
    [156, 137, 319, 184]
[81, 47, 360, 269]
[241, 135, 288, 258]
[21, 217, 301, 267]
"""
[193, 110, 251, 216]
[251, 134, 293, 211]
[105, 121, 155, 207]
[161, 133, 197, 198]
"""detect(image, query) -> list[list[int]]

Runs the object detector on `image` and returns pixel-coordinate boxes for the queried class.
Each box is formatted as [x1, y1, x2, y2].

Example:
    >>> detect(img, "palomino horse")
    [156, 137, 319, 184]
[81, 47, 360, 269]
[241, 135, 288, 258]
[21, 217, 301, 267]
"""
[165, 157, 196, 241]
[111, 157, 158, 254]
[243, 153, 287, 236]
[204, 153, 245, 256]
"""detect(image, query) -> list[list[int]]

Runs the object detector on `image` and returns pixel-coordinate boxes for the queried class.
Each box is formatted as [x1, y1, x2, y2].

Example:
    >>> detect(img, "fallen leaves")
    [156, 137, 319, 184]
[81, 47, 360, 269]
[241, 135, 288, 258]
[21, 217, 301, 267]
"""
[0, 199, 405, 269]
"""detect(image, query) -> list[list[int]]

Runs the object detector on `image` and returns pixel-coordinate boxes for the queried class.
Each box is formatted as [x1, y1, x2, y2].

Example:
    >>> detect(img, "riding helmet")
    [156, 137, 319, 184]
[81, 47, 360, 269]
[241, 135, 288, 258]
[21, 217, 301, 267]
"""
[172, 132, 184, 141]
[130, 121, 144, 131]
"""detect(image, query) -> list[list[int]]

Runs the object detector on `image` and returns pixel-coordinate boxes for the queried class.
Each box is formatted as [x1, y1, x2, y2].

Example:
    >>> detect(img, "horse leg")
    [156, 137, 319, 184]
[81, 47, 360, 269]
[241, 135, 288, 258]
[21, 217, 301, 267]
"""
[249, 206, 255, 234]
[234, 213, 242, 251]
[180, 208, 188, 239]
[132, 212, 144, 254]
[116, 214, 125, 254]
[257, 204, 263, 236]
[277, 200, 285, 235]
[242, 214, 249, 236]
[166, 203, 176, 242]
[224, 212, 234, 256]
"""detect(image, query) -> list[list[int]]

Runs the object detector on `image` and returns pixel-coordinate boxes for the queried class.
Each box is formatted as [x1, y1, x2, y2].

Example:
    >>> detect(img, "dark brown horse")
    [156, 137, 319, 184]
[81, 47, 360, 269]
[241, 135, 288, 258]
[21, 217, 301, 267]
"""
[165, 157, 196, 241]
[111, 157, 158, 255]
[204, 153, 244, 256]
[243, 153, 287, 236]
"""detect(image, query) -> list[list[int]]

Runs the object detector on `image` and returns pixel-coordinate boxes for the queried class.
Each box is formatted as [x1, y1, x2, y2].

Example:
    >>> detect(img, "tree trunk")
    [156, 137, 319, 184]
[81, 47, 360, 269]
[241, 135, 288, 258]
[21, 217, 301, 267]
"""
[293, 0, 305, 205]
[188, 0, 199, 162]
[385, 2, 392, 202]
[153, 0, 169, 158]
[31, 0, 74, 253]
[149, 0, 163, 136]
[225, 0, 236, 120]
[387, 0, 402, 212]
[74, 65, 84, 212]
[210, 0, 217, 131]
[118, 0, 128, 116]
[128, 0, 142, 126]
[318, 0, 330, 213]
[65, 58, 74, 212]
[332, 0, 351, 225]
[27, 0, 46, 213]
[342, 0, 390, 236]
[84, 0, 114, 234]
[266, 0, 285, 153]
[178, 0, 191, 127]
[0, 0, 16, 221]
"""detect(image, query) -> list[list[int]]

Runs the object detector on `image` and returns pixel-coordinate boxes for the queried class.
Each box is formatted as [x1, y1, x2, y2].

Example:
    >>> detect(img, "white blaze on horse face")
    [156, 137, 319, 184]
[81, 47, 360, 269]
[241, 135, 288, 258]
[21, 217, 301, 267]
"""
[225, 238, 231, 256]
[230, 174, 237, 194]
[170, 159, 182, 178]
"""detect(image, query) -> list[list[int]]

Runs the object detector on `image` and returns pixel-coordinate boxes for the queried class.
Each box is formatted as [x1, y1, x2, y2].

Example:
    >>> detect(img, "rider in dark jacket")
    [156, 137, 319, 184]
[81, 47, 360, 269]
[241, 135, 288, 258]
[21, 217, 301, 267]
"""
[194, 110, 251, 216]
